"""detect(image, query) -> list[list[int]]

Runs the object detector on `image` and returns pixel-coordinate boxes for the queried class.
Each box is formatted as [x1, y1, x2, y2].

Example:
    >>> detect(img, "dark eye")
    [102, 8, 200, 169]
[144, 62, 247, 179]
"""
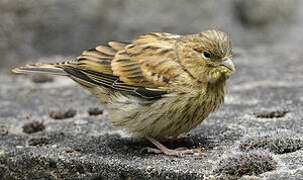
[203, 51, 211, 59]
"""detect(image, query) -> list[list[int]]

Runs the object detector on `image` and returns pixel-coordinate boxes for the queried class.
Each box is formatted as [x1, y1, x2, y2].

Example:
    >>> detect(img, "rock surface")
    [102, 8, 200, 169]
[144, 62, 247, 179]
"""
[1, 0, 303, 179]
[1, 44, 303, 179]
[1, 0, 303, 66]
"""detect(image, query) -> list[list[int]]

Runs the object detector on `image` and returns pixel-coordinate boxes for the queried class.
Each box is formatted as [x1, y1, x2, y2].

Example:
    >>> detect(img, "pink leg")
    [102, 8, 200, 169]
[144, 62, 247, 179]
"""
[160, 136, 190, 143]
[144, 136, 199, 156]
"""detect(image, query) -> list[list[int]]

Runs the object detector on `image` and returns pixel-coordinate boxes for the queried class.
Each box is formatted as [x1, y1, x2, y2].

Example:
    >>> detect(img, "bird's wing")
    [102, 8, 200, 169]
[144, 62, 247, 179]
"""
[111, 32, 184, 89]
[71, 33, 187, 98]
[59, 32, 187, 99]
[13, 33, 187, 99]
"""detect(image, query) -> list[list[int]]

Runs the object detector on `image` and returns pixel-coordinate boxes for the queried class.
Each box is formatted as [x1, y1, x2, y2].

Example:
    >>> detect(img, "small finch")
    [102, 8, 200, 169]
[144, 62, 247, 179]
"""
[13, 30, 235, 156]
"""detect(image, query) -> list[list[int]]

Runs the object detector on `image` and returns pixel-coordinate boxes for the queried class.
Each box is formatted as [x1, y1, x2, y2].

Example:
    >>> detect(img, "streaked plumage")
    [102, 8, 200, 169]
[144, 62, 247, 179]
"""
[13, 30, 235, 156]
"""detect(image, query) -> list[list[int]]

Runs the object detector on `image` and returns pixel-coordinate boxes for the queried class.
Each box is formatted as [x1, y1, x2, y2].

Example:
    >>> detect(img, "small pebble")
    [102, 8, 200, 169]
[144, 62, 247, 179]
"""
[28, 136, 51, 146]
[254, 107, 289, 118]
[49, 158, 57, 168]
[31, 74, 54, 83]
[22, 121, 45, 134]
[49, 108, 77, 119]
[87, 107, 103, 116]
[0, 125, 8, 136]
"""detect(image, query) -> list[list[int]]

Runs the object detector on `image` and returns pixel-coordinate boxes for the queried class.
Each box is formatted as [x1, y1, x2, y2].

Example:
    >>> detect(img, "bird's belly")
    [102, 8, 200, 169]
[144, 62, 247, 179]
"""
[107, 92, 223, 139]
[146, 101, 213, 138]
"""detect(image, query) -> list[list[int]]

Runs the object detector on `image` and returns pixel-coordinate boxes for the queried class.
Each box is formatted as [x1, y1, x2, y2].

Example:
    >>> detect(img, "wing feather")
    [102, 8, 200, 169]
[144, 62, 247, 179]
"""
[71, 33, 185, 98]
[111, 32, 184, 87]
[14, 34, 187, 99]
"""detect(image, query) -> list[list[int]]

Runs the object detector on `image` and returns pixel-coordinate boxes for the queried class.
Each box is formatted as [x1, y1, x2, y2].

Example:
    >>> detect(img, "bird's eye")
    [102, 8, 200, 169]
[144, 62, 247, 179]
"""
[203, 51, 211, 59]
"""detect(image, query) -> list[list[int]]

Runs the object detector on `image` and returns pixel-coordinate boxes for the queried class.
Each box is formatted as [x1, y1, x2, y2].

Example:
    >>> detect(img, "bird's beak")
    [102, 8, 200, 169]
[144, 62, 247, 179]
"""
[220, 58, 235, 73]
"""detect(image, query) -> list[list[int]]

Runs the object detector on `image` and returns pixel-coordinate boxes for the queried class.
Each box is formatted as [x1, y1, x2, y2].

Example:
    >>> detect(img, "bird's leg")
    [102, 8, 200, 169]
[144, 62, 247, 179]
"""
[160, 135, 190, 143]
[144, 136, 198, 156]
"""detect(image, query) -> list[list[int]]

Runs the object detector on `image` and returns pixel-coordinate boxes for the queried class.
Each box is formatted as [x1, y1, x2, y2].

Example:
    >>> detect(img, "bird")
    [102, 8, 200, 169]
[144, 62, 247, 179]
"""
[12, 30, 235, 156]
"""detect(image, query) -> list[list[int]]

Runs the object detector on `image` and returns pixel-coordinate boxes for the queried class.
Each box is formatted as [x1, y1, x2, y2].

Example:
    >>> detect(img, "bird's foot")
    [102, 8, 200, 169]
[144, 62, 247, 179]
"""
[143, 147, 197, 156]
[143, 136, 199, 156]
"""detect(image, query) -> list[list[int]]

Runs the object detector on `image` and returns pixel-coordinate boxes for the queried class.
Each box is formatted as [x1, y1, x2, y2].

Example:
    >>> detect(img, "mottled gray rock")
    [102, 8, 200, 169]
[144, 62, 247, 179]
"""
[233, 0, 297, 27]
[1, 0, 303, 179]
[1, 44, 303, 179]
[1, 0, 303, 66]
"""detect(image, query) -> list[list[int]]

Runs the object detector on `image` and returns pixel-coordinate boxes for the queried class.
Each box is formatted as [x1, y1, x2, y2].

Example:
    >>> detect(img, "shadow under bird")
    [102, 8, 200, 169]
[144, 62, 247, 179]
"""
[13, 30, 235, 156]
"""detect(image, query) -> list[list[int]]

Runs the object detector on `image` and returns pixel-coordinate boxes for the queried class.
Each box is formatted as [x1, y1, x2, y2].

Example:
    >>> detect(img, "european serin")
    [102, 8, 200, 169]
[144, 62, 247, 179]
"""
[13, 30, 235, 156]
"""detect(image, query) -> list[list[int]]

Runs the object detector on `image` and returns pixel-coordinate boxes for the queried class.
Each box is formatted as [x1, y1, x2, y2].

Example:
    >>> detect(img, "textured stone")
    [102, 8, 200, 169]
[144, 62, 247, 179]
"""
[1, 44, 303, 179]
[1, 0, 302, 66]
[1, 0, 303, 179]
[239, 130, 303, 154]
[214, 150, 277, 178]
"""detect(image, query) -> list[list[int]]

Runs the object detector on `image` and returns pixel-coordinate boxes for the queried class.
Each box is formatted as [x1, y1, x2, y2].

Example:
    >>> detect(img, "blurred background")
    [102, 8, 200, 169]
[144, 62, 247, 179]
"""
[0, 0, 302, 70]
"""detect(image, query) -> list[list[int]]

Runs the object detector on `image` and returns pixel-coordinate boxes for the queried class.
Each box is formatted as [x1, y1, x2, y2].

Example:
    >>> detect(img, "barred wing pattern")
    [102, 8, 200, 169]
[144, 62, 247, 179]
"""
[13, 33, 187, 99]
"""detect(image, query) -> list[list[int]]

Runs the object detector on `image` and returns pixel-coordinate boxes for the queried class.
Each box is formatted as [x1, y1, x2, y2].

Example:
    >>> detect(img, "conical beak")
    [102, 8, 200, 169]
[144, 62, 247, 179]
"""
[221, 58, 235, 73]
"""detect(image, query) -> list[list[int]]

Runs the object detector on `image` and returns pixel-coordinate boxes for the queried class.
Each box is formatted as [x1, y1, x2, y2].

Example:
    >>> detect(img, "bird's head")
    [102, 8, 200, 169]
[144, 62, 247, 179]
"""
[177, 30, 235, 84]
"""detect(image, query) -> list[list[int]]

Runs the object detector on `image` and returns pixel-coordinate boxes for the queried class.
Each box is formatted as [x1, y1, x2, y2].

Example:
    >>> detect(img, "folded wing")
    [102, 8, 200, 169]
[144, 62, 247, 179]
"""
[13, 33, 187, 99]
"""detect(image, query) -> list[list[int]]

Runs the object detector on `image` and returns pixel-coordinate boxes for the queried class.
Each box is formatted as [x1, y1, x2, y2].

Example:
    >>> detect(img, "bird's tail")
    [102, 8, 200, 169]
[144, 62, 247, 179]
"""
[12, 62, 68, 76]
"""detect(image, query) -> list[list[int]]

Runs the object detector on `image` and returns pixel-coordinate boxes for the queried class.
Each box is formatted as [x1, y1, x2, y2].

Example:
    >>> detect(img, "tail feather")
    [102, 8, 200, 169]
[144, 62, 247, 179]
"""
[12, 63, 68, 76]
